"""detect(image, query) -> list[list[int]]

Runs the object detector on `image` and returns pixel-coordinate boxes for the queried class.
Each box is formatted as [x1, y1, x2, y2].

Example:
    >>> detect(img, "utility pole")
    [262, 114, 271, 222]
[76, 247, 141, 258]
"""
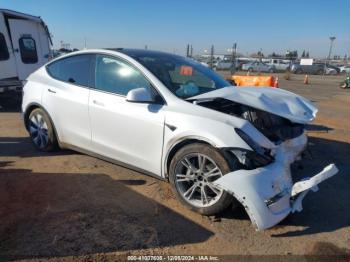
[230, 43, 237, 75]
[258, 48, 263, 74]
[210, 45, 214, 69]
[324, 36, 336, 76]
[328, 37, 336, 64]
[186, 44, 190, 57]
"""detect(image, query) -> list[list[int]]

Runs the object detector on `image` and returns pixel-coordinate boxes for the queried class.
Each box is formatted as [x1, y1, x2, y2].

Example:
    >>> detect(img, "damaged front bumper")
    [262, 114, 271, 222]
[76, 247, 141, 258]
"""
[213, 133, 338, 230]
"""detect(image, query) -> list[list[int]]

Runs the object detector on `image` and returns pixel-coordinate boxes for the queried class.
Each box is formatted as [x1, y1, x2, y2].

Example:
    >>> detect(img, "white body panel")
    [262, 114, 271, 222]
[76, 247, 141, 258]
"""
[0, 10, 51, 83]
[36, 68, 92, 148]
[0, 14, 17, 79]
[340, 65, 350, 74]
[263, 59, 290, 71]
[8, 19, 49, 80]
[22, 49, 337, 230]
[89, 89, 165, 175]
[191, 86, 318, 124]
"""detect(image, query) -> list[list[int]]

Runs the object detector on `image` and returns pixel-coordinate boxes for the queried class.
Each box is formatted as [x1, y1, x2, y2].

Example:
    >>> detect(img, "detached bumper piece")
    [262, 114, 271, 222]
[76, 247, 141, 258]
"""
[213, 134, 339, 230]
[290, 164, 338, 213]
[214, 163, 338, 230]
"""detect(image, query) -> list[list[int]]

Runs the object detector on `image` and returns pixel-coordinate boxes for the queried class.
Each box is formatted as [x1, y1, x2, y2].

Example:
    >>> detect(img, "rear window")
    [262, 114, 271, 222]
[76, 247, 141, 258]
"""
[0, 33, 9, 61]
[46, 54, 94, 87]
[19, 37, 38, 64]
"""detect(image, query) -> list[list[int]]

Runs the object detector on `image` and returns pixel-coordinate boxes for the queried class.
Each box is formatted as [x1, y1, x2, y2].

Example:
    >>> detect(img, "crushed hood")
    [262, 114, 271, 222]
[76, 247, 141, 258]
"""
[189, 87, 318, 124]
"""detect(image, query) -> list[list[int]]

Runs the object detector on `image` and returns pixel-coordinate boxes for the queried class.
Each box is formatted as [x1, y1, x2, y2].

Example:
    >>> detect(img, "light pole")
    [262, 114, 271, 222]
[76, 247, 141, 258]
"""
[323, 36, 335, 76]
[209, 45, 214, 69]
[327, 37, 336, 63]
[229, 43, 237, 75]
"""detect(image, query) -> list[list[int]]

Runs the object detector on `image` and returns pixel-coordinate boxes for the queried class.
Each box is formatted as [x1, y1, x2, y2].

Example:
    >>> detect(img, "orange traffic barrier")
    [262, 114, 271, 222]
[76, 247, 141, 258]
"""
[230, 75, 278, 88]
[304, 75, 309, 84]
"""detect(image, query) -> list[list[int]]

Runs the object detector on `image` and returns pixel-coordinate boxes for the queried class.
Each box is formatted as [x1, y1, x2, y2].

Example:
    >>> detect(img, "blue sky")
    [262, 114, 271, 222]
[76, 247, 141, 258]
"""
[1, 0, 349, 57]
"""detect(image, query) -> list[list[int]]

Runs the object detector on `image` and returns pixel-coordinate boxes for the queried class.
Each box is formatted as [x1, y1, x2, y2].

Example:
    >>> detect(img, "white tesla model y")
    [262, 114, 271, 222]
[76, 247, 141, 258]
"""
[22, 49, 338, 230]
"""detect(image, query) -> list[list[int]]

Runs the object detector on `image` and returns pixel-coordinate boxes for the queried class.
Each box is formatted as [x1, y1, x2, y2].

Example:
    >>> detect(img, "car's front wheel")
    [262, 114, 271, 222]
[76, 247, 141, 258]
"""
[169, 143, 237, 215]
[27, 108, 57, 152]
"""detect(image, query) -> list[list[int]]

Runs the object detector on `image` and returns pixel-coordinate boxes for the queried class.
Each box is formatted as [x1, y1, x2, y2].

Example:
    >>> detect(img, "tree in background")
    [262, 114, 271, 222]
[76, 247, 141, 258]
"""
[285, 50, 298, 60]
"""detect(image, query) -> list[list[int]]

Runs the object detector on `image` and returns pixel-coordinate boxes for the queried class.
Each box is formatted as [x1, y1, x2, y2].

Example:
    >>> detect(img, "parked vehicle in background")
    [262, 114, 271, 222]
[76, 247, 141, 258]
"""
[326, 64, 340, 74]
[263, 59, 290, 71]
[22, 49, 338, 230]
[220, 59, 247, 71]
[241, 61, 276, 73]
[216, 60, 234, 70]
[291, 63, 326, 75]
[0, 9, 52, 95]
[339, 65, 350, 74]
[325, 66, 337, 75]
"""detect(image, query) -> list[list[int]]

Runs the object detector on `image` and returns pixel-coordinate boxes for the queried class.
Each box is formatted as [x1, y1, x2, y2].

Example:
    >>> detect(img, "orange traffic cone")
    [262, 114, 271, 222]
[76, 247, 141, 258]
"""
[304, 75, 309, 84]
[274, 76, 279, 88]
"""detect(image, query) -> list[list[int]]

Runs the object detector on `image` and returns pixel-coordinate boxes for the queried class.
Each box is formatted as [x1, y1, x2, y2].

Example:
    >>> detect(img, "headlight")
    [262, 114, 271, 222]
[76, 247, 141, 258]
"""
[235, 128, 266, 155]
[234, 128, 274, 168]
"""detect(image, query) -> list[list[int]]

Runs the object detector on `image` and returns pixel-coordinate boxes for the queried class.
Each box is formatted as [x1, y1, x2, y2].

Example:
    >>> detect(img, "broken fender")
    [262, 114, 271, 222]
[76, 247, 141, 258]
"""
[214, 163, 338, 230]
[212, 133, 338, 230]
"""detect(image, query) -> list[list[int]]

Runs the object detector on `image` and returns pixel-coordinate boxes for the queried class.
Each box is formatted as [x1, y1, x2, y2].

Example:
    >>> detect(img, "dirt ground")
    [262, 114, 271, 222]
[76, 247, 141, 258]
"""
[0, 73, 349, 261]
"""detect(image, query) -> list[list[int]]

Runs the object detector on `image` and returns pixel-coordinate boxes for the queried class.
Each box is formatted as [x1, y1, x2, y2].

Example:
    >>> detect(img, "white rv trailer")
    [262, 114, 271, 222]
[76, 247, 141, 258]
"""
[0, 9, 52, 94]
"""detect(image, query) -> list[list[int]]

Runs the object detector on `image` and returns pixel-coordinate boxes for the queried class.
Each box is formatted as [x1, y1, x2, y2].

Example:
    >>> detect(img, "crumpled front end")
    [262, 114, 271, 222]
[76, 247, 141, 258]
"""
[213, 132, 338, 230]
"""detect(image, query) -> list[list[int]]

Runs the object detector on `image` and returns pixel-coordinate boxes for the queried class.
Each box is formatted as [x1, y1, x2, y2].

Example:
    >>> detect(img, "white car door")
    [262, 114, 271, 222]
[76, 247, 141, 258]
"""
[89, 54, 165, 176]
[43, 54, 94, 149]
[8, 19, 48, 80]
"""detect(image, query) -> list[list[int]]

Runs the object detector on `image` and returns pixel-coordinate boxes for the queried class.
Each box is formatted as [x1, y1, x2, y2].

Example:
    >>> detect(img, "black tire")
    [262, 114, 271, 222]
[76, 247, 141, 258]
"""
[27, 108, 57, 152]
[269, 68, 275, 73]
[169, 143, 238, 215]
[248, 68, 253, 73]
[317, 69, 323, 75]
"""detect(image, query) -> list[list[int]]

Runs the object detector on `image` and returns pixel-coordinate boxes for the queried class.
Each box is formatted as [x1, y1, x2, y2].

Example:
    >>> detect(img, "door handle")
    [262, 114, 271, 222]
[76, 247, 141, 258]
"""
[48, 88, 56, 94]
[93, 100, 104, 106]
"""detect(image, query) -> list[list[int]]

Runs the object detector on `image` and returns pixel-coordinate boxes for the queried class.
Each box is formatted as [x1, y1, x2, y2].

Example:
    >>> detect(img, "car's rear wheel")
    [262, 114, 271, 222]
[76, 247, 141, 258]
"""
[169, 143, 237, 215]
[28, 108, 57, 152]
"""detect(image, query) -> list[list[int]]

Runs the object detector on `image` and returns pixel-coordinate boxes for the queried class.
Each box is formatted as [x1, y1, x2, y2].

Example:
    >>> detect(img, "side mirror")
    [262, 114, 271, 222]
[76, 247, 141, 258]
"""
[126, 87, 154, 103]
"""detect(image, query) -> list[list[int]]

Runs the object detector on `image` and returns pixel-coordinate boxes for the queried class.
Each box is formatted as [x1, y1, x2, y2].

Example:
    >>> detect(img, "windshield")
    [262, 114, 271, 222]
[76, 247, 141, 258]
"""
[123, 50, 231, 99]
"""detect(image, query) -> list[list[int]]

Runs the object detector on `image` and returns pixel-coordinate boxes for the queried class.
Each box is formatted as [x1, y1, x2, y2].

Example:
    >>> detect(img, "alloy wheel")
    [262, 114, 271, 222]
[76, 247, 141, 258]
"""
[174, 153, 224, 208]
[29, 112, 49, 149]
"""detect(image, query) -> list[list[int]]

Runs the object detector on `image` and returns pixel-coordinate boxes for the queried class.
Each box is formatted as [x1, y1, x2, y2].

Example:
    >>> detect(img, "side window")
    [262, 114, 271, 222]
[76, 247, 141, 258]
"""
[19, 37, 38, 64]
[0, 33, 9, 61]
[95, 55, 153, 96]
[47, 54, 94, 87]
